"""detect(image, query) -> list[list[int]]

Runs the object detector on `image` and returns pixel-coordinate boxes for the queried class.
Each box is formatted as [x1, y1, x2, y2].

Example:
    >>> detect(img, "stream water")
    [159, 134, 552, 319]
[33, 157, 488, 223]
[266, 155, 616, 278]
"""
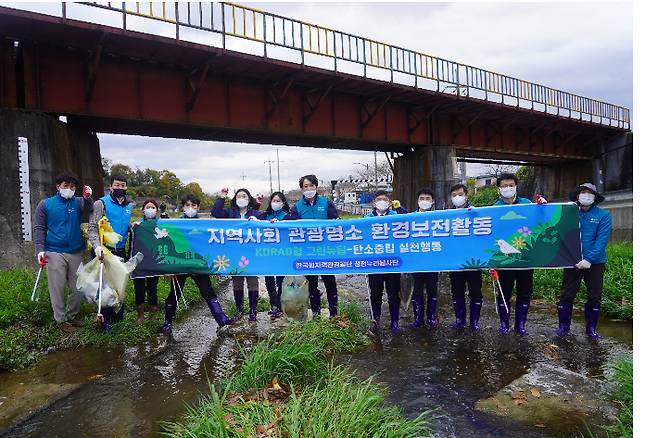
[0, 275, 632, 437]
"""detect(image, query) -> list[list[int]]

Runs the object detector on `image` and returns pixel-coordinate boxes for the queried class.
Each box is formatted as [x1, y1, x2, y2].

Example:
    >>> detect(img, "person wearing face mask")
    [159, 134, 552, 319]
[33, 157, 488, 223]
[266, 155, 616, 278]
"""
[288, 174, 341, 318]
[88, 173, 133, 333]
[34, 171, 93, 332]
[363, 191, 401, 333]
[491, 172, 546, 336]
[211, 188, 264, 321]
[131, 199, 161, 323]
[446, 184, 484, 332]
[555, 183, 611, 340]
[262, 191, 292, 319]
[161, 194, 236, 334]
[409, 188, 440, 329]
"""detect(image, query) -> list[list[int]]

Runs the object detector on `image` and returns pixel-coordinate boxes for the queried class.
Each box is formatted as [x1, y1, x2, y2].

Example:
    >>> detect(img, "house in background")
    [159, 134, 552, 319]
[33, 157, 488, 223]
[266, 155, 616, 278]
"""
[474, 174, 497, 188]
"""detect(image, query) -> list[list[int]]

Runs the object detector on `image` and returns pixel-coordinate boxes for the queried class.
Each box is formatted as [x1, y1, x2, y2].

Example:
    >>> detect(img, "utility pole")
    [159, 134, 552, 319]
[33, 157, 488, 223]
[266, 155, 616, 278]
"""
[276, 148, 281, 192]
[373, 151, 378, 189]
[240, 171, 247, 184]
[264, 158, 275, 194]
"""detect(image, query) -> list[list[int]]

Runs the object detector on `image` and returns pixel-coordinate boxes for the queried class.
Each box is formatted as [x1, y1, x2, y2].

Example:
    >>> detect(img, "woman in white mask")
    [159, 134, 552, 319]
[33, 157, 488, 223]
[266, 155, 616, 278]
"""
[263, 192, 291, 319]
[211, 188, 264, 322]
[131, 199, 161, 323]
[409, 188, 440, 329]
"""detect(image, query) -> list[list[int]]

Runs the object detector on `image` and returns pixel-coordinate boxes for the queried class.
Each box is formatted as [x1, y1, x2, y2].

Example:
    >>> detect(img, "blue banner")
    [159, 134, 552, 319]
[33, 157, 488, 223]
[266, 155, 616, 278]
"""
[131, 203, 582, 278]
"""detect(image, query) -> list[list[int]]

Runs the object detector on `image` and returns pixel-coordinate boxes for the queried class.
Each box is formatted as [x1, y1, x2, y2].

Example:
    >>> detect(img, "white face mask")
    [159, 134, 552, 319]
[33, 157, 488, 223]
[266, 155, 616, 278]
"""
[303, 190, 317, 199]
[184, 207, 198, 218]
[418, 200, 433, 211]
[144, 207, 157, 219]
[500, 186, 517, 199]
[271, 201, 283, 211]
[451, 195, 467, 207]
[375, 200, 390, 212]
[578, 193, 595, 206]
[236, 198, 249, 208]
[58, 187, 75, 199]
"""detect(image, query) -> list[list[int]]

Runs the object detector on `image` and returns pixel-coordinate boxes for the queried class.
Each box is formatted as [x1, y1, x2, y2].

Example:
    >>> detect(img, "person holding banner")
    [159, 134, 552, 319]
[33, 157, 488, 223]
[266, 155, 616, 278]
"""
[211, 188, 264, 321]
[409, 188, 440, 329]
[492, 173, 546, 336]
[364, 190, 401, 333]
[161, 194, 235, 334]
[34, 171, 93, 332]
[288, 174, 341, 318]
[263, 191, 292, 319]
[555, 183, 611, 340]
[447, 183, 483, 332]
[88, 173, 132, 333]
[131, 199, 161, 322]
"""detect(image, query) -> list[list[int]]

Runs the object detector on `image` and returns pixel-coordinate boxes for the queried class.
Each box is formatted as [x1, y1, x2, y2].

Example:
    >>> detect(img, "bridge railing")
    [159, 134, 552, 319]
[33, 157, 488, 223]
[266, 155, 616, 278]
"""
[67, 2, 629, 129]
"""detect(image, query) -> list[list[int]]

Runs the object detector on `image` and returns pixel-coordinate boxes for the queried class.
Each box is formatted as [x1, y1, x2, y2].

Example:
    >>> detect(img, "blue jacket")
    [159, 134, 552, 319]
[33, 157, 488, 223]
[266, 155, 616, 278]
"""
[289, 195, 339, 220]
[211, 198, 264, 219]
[35, 193, 86, 253]
[579, 205, 612, 264]
[264, 209, 290, 221]
[493, 196, 532, 205]
[364, 208, 397, 218]
[101, 194, 133, 249]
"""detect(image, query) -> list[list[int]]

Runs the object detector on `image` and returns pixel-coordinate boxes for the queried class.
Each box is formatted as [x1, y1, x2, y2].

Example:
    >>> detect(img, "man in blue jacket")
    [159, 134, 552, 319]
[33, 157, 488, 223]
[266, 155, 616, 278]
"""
[555, 183, 612, 340]
[288, 174, 340, 317]
[88, 173, 133, 333]
[34, 171, 93, 332]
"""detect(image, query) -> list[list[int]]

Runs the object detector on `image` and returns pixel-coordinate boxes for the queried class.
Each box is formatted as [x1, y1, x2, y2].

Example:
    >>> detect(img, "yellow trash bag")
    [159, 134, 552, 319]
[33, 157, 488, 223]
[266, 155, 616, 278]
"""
[280, 276, 310, 322]
[76, 248, 144, 311]
[82, 216, 123, 251]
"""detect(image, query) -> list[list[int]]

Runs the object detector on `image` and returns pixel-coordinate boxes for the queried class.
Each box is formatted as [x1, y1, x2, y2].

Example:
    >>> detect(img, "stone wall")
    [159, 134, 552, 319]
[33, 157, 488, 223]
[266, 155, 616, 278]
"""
[0, 109, 103, 269]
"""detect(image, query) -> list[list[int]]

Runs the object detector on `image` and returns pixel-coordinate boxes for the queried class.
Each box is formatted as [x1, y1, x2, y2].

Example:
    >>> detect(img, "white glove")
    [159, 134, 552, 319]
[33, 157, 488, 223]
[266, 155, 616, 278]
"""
[575, 259, 591, 269]
[248, 216, 258, 221]
[270, 218, 279, 223]
[94, 246, 104, 259]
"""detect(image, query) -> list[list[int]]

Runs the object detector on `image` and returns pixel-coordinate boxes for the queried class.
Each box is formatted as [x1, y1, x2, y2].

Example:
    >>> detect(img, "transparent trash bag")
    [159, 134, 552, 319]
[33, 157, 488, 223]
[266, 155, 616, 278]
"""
[399, 273, 414, 312]
[76, 249, 143, 311]
[280, 276, 310, 322]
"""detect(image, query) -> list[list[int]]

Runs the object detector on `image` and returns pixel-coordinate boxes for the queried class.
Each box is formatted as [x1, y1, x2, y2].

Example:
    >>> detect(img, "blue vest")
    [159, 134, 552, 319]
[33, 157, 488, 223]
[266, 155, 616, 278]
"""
[265, 209, 288, 221]
[295, 196, 329, 219]
[101, 194, 133, 249]
[44, 194, 84, 253]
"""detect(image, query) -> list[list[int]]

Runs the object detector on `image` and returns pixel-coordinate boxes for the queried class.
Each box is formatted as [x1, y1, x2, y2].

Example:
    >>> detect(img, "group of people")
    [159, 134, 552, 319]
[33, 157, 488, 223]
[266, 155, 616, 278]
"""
[34, 169, 611, 341]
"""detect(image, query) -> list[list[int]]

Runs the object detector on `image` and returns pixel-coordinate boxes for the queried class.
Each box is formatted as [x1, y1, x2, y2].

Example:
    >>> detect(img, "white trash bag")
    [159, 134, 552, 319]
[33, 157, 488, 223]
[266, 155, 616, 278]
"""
[76, 250, 144, 311]
[280, 276, 310, 322]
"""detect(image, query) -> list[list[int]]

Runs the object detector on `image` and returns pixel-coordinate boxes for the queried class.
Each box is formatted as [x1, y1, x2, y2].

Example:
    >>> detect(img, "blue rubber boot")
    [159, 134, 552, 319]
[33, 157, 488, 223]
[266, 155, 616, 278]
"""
[555, 303, 573, 337]
[514, 298, 530, 337]
[389, 301, 401, 333]
[206, 297, 234, 327]
[409, 298, 425, 328]
[160, 302, 176, 334]
[469, 300, 482, 332]
[448, 296, 467, 330]
[585, 303, 603, 341]
[248, 290, 259, 322]
[497, 300, 510, 334]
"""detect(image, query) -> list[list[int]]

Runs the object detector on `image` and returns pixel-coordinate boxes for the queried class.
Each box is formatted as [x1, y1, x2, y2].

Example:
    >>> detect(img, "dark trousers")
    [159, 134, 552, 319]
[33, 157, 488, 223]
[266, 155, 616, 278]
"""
[449, 271, 483, 302]
[497, 269, 533, 303]
[265, 276, 284, 308]
[368, 273, 401, 319]
[411, 272, 438, 305]
[134, 277, 159, 306]
[165, 274, 216, 310]
[306, 275, 338, 306]
[558, 264, 605, 306]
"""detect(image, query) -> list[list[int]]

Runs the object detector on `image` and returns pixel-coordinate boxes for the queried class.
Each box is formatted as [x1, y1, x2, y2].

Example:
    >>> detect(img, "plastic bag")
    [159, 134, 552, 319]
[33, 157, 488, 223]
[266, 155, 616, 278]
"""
[76, 249, 143, 311]
[399, 273, 414, 312]
[280, 276, 310, 322]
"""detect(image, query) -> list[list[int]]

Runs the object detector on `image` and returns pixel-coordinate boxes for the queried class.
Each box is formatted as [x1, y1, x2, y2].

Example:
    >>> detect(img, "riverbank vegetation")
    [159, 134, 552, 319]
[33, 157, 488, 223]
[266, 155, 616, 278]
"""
[163, 305, 431, 437]
[0, 268, 215, 371]
[608, 357, 633, 437]
[530, 242, 632, 320]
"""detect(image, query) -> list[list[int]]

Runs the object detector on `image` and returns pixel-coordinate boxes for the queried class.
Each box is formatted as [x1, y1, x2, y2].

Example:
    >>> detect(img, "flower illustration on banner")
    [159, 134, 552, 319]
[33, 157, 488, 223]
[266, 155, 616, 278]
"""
[511, 236, 527, 249]
[213, 255, 230, 272]
[517, 226, 532, 237]
[238, 256, 250, 269]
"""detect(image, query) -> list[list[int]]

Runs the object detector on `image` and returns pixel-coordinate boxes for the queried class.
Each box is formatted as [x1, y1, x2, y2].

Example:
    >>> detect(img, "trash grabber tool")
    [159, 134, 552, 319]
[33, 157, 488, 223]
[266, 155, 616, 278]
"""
[31, 258, 47, 302]
[173, 275, 188, 309]
[95, 253, 105, 323]
[489, 268, 509, 314]
[170, 276, 180, 310]
[403, 274, 414, 312]
[365, 275, 375, 322]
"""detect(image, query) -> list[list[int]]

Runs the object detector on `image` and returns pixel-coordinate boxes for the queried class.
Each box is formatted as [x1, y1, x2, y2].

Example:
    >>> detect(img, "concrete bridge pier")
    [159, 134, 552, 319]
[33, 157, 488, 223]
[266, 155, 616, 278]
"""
[0, 109, 104, 269]
[392, 145, 460, 211]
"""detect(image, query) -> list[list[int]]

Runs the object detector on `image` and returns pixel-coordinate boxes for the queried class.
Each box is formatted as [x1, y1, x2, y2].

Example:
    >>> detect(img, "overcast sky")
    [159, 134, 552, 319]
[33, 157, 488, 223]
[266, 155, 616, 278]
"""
[7, 1, 632, 194]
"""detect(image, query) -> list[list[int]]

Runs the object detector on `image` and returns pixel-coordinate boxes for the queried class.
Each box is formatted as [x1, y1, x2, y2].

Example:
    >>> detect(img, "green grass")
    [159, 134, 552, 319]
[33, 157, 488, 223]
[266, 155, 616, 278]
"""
[531, 242, 632, 319]
[162, 306, 431, 437]
[0, 267, 217, 371]
[608, 357, 633, 437]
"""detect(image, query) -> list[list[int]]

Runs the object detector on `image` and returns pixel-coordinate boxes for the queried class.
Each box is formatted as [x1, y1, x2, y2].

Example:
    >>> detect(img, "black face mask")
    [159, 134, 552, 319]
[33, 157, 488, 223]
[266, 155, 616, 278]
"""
[112, 188, 127, 199]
